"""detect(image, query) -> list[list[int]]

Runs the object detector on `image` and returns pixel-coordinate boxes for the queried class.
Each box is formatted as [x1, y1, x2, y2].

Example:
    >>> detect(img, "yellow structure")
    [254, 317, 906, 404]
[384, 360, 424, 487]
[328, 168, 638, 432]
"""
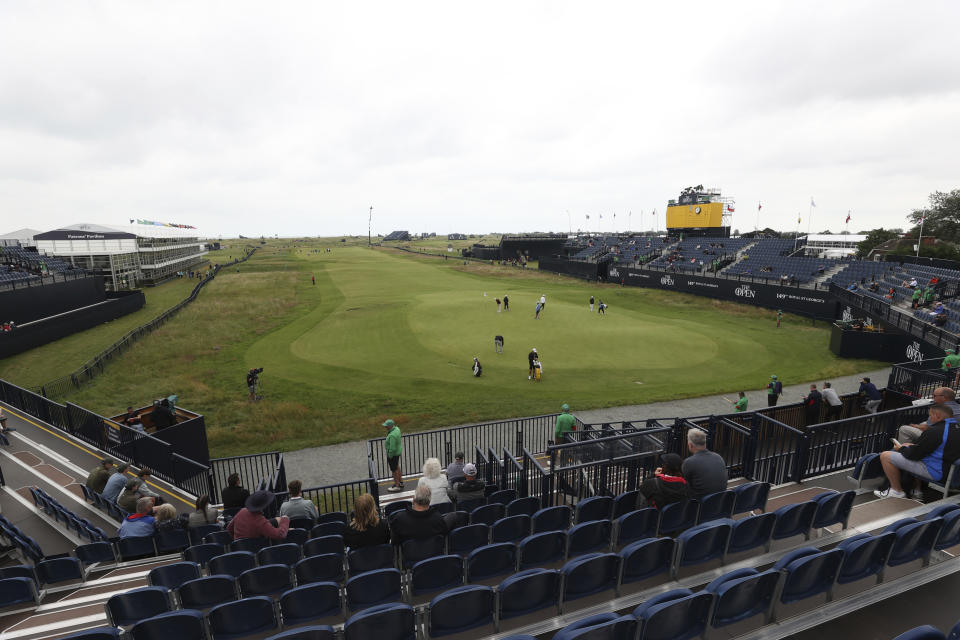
[666, 201, 725, 229]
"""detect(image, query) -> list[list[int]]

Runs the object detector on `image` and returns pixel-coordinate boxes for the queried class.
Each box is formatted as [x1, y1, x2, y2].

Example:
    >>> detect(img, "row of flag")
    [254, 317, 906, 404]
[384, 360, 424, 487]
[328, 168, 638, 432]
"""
[129, 219, 197, 229]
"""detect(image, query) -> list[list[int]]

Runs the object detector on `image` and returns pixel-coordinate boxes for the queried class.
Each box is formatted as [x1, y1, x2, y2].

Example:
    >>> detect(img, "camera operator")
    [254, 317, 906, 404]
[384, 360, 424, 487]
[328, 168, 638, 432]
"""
[247, 368, 263, 401]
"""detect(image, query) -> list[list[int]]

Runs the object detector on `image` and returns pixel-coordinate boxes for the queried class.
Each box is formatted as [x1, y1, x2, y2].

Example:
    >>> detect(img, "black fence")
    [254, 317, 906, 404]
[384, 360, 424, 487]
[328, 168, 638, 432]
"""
[209, 451, 284, 504]
[0, 269, 94, 293]
[887, 358, 958, 399]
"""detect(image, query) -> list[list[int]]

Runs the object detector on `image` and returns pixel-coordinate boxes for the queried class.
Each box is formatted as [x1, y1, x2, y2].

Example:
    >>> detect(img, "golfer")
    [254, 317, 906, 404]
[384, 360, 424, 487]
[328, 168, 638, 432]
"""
[535, 301, 542, 319]
[598, 300, 607, 315]
[589, 295, 594, 312]
[503, 295, 509, 311]
[494, 335, 504, 354]
[473, 357, 482, 377]
[540, 294, 546, 311]
[528, 348, 538, 380]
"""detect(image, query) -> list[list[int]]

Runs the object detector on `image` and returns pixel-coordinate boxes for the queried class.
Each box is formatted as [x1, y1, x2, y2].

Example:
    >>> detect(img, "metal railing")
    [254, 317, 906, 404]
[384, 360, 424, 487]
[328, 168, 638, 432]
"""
[209, 451, 282, 504]
[888, 359, 957, 398]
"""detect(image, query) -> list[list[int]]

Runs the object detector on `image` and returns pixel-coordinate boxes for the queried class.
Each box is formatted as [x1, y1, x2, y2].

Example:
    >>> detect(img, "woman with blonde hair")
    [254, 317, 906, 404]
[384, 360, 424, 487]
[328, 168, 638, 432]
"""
[154, 503, 185, 534]
[344, 493, 390, 549]
[417, 457, 450, 505]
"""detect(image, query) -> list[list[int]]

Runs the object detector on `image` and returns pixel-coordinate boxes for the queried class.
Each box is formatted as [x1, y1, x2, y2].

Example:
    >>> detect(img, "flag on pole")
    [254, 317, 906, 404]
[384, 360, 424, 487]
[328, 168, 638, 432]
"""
[810, 198, 816, 208]
[845, 211, 851, 224]
[758, 202, 762, 211]
[798, 216, 802, 224]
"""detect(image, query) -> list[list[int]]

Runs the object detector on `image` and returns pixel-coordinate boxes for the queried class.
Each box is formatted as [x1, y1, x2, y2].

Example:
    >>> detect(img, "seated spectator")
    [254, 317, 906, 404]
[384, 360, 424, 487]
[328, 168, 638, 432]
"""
[155, 503, 186, 533]
[930, 302, 946, 318]
[279, 480, 320, 521]
[639, 453, 688, 508]
[451, 463, 485, 503]
[390, 484, 448, 546]
[221, 473, 250, 510]
[899, 387, 960, 444]
[85, 458, 114, 494]
[226, 490, 290, 540]
[418, 458, 451, 505]
[343, 493, 390, 549]
[681, 428, 728, 496]
[131, 468, 161, 502]
[446, 452, 466, 485]
[188, 494, 219, 527]
[118, 497, 157, 538]
[120, 406, 140, 426]
[116, 478, 142, 513]
[101, 462, 131, 503]
[876, 404, 960, 499]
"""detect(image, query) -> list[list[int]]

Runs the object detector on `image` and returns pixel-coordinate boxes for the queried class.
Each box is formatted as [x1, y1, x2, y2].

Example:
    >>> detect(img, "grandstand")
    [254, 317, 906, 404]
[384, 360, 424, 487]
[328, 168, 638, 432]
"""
[383, 231, 412, 242]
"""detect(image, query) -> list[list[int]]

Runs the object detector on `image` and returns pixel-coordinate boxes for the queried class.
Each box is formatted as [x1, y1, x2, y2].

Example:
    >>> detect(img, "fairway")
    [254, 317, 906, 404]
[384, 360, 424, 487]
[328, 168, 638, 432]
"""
[56, 241, 882, 456]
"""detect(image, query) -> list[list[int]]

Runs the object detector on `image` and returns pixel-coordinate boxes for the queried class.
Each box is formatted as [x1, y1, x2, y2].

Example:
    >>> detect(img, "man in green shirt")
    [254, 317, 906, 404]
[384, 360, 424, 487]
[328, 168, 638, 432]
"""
[85, 458, 114, 494]
[911, 288, 922, 309]
[734, 391, 748, 412]
[923, 286, 935, 307]
[942, 349, 960, 372]
[554, 403, 576, 443]
[383, 419, 404, 493]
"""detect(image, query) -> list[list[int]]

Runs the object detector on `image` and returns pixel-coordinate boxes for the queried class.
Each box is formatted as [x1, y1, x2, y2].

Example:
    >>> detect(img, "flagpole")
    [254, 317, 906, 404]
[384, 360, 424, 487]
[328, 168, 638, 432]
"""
[807, 201, 812, 237]
[917, 216, 925, 257]
[794, 214, 800, 252]
[756, 202, 761, 232]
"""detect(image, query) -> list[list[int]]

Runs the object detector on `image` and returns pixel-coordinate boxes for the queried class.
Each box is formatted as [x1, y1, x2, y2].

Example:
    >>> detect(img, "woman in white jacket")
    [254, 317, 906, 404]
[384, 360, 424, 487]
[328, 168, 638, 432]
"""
[418, 457, 451, 505]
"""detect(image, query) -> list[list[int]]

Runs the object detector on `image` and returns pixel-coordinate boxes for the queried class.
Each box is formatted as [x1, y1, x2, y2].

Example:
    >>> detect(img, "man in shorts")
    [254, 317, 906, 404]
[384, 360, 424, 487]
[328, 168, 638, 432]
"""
[383, 419, 404, 492]
[875, 404, 960, 499]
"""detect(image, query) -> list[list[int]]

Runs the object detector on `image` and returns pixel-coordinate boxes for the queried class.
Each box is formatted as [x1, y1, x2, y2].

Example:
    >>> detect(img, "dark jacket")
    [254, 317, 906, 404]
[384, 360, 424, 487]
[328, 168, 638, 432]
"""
[899, 419, 960, 482]
[390, 506, 448, 546]
[344, 519, 391, 549]
[804, 390, 822, 411]
[221, 486, 251, 510]
[639, 473, 689, 509]
[859, 382, 882, 401]
[452, 478, 486, 503]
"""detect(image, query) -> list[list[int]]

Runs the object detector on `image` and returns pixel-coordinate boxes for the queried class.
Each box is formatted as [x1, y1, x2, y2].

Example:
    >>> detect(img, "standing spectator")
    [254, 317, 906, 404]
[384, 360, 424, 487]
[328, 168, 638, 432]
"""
[822, 382, 843, 420]
[101, 463, 131, 503]
[472, 357, 482, 377]
[116, 478, 142, 513]
[118, 497, 158, 538]
[776, 309, 783, 328]
[451, 463, 485, 503]
[494, 335, 504, 354]
[875, 404, 960, 499]
[766, 375, 782, 407]
[554, 403, 576, 443]
[941, 350, 960, 373]
[899, 387, 960, 444]
[279, 480, 320, 521]
[638, 453, 689, 508]
[528, 348, 538, 380]
[681, 428, 728, 497]
[734, 392, 748, 413]
[535, 301, 542, 319]
[221, 473, 250, 510]
[803, 384, 823, 426]
[495, 297, 502, 312]
[911, 288, 922, 309]
[859, 377, 882, 413]
[446, 452, 466, 485]
[589, 295, 595, 312]
[418, 458, 451, 505]
[155, 504, 186, 534]
[503, 295, 509, 311]
[343, 494, 390, 549]
[390, 485, 448, 546]
[188, 495, 220, 527]
[922, 285, 935, 307]
[86, 459, 114, 494]
[226, 490, 290, 540]
[384, 419, 404, 493]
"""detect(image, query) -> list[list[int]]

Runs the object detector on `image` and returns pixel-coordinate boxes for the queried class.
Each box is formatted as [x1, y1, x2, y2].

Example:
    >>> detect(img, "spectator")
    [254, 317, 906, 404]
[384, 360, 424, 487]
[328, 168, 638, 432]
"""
[118, 497, 157, 538]
[472, 357, 482, 377]
[120, 406, 140, 426]
[803, 384, 822, 426]
[875, 404, 960, 499]
[418, 458, 451, 505]
[911, 288, 922, 309]
[681, 428, 728, 496]
[390, 484, 448, 546]
[765, 375, 782, 407]
[116, 478, 142, 513]
[451, 463, 485, 503]
[383, 419, 404, 493]
[226, 490, 290, 540]
[446, 452, 465, 485]
[85, 458, 114, 494]
[279, 480, 320, 521]
[899, 387, 960, 444]
[638, 453, 689, 508]
[131, 468, 160, 501]
[859, 377, 882, 413]
[188, 494, 219, 527]
[734, 391, 748, 413]
[155, 503, 186, 534]
[941, 350, 960, 373]
[822, 382, 843, 420]
[221, 473, 250, 510]
[554, 403, 576, 443]
[101, 463, 131, 503]
[343, 493, 390, 549]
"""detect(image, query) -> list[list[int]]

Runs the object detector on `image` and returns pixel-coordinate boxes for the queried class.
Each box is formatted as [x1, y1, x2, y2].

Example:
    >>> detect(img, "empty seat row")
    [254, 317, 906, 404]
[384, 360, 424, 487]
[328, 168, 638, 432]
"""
[0, 513, 45, 563]
[29, 486, 109, 543]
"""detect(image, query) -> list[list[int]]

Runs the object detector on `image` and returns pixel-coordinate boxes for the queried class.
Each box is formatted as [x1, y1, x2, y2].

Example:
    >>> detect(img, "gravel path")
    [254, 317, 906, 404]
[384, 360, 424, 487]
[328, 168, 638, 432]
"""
[283, 366, 892, 488]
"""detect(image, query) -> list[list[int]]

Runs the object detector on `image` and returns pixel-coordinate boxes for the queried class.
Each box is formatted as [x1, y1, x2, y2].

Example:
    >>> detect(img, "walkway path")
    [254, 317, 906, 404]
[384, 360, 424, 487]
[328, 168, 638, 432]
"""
[284, 366, 892, 488]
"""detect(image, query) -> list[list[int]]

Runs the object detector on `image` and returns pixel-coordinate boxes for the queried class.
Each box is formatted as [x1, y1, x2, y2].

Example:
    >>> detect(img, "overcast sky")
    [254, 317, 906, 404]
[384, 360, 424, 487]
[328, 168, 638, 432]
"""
[2, 1, 958, 238]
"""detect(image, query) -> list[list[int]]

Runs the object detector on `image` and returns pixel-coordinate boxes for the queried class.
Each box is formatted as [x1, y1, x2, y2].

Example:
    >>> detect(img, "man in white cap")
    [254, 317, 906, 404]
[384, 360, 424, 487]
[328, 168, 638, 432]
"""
[451, 463, 486, 503]
[528, 348, 538, 380]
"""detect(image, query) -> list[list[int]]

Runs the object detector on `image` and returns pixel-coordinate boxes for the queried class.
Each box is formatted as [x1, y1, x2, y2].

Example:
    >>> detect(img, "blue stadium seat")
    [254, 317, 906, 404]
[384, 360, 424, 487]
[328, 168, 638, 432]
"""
[183, 543, 225, 568]
[36, 557, 83, 586]
[697, 490, 736, 524]
[633, 588, 714, 640]
[935, 509, 960, 550]
[290, 518, 317, 531]
[575, 496, 614, 524]
[560, 552, 620, 607]
[410, 555, 464, 597]
[836, 532, 895, 584]
[279, 582, 342, 626]
[317, 512, 349, 526]
[442, 511, 469, 532]
[471, 503, 506, 526]
[487, 489, 518, 505]
[732, 482, 770, 515]
[433, 502, 454, 515]
[311, 522, 347, 538]
[492, 515, 531, 543]
[885, 518, 944, 567]
[673, 519, 733, 577]
[61, 628, 120, 640]
[618, 538, 674, 586]
[532, 505, 572, 533]
[567, 520, 612, 557]
[427, 585, 495, 637]
[345, 568, 403, 612]
[258, 543, 303, 567]
[295, 553, 345, 584]
[612, 491, 641, 519]
[130, 609, 205, 640]
[467, 543, 517, 582]
[155, 528, 190, 554]
[266, 627, 336, 640]
[118, 536, 156, 560]
[771, 501, 817, 541]
[383, 501, 411, 519]
[0, 577, 37, 608]
[496, 568, 561, 621]
[148, 561, 201, 589]
[231, 537, 271, 554]
[177, 575, 238, 610]
[106, 586, 171, 627]
[0, 565, 37, 586]
[347, 544, 394, 575]
[208, 596, 278, 640]
[772, 547, 843, 606]
[704, 568, 780, 628]
[400, 535, 445, 570]
[848, 454, 884, 489]
[811, 490, 856, 530]
[304, 535, 345, 558]
[449, 524, 490, 556]
[209, 551, 257, 578]
[893, 627, 947, 640]
[239, 564, 294, 598]
[456, 497, 486, 514]
[657, 500, 699, 535]
[204, 530, 233, 547]
[506, 497, 541, 518]
[286, 528, 310, 547]
[188, 524, 222, 545]
[76, 541, 117, 567]
[518, 530, 566, 569]
[343, 603, 415, 640]
[553, 613, 636, 640]
[727, 512, 776, 556]
[613, 509, 659, 547]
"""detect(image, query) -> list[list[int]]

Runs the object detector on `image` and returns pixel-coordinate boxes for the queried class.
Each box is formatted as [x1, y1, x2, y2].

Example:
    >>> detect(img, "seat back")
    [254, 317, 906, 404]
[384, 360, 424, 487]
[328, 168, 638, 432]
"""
[410, 555, 464, 596]
[675, 519, 733, 570]
[697, 490, 736, 524]
[575, 496, 614, 524]
[258, 543, 303, 567]
[506, 497, 541, 518]
[466, 543, 517, 582]
[658, 500, 699, 535]
[427, 585, 495, 637]
[311, 521, 347, 538]
[304, 535, 345, 558]
[777, 548, 844, 604]
[618, 538, 674, 584]
[209, 551, 257, 578]
[532, 506, 572, 533]
[343, 603, 415, 640]
[155, 527, 190, 554]
[118, 536, 156, 560]
[239, 564, 294, 598]
[848, 454, 884, 489]
[612, 491, 640, 519]
[188, 524, 223, 545]
[383, 501, 411, 519]
[76, 541, 117, 566]
[231, 537, 271, 554]
[147, 562, 201, 590]
[732, 482, 771, 515]
[518, 530, 566, 569]
[106, 586, 171, 627]
[317, 512, 349, 526]
[400, 535, 445, 570]
[634, 590, 714, 640]
[183, 543, 225, 568]
[728, 513, 776, 555]
[553, 613, 636, 640]
[561, 553, 620, 603]
[886, 518, 944, 566]
[567, 520, 613, 557]
[614, 509, 659, 547]
[811, 491, 856, 530]
[471, 503, 506, 526]
[837, 532, 895, 584]
[492, 515, 531, 544]
[208, 596, 278, 638]
[347, 544, 395, 575]
[449, 524, 490, 556]
[295, 554, 345, 584]
[705, 568, 780, 627]
[771, 501, 817, 541]
[496, 568, 560, 620]
[935, 509, 960, 550]
[177, 574, 237, 609]
[487, 489, 518, 505]
[129, 610, 204, 640]
[36, 557, 83, 586]
[279, 582, 342, 626]
[0, 577, 37, 608]
[345, 568, 403, 612]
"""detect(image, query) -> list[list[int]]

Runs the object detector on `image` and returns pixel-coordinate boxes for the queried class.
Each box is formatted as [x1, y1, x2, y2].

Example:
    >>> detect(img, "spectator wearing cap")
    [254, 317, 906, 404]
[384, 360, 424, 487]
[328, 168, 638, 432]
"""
[118, 497, 158, 538]
[101, 462, 131, 503]
[221, 473, 250, 510]
[451, 463, 485, 503]
[384, 419, 404, 493]
[279, 480, 319, 521]
[446, 452, 466, 485]
[639, 453, 689, 508]
[116, 478, 144, 513]
[226, 490, 290, 540]
[528, 348, 538, 379]
[390, 484, 448, 546]
[554, 403, 576, 444]
[682, 428, 728, 497]
[85, 458, 114, 494]
[766, 375, 782, 407]
[131, 468, 160, 502]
